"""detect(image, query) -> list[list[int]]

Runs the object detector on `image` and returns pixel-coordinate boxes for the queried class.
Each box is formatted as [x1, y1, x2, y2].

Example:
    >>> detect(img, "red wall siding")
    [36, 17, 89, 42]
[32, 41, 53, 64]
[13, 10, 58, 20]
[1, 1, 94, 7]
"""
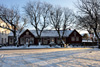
[67, 30, 82, 44]
[10, 29, 82, 45]
[18, 29, 36, 45]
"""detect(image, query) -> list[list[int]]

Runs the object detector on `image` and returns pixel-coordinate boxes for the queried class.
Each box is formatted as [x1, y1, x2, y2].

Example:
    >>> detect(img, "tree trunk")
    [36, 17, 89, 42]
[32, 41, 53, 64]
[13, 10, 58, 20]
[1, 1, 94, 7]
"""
[98, 39, 100, 48]
[94, 29, 100, 48]
[57, 31, 64, 47]
[60, 37, 65, 47]
[38, 36, 41, 46]
[61, 39, 66, 47]
[13, 31, 16, 46]
[13, 26, 16, 46]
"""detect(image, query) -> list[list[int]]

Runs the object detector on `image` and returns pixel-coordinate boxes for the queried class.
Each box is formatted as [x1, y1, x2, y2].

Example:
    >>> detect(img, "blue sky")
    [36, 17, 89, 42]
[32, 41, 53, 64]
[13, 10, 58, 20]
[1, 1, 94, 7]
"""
[0, 0, 78, 13]
[0, 0, 88, 33]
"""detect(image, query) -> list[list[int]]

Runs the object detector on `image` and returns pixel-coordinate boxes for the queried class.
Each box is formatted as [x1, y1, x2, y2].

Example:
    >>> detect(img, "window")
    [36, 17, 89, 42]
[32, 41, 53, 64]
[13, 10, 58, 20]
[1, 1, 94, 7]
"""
[71, 37, 75, 41]
[10, 38, 13, 44]
[26, 32, 29, 35]
[5, 31, 6, 35]
[57, 38, 61, 44]
[2, 31, 3, 35]
[2, 38, 3, 44]
[43, 38, 48, 44]
[5, 38, 6, 43]
[30, 38, 34, 44]
[50, 38, 55, 42]
[20, 38, 25, 44]
[76, 37, 79, 41]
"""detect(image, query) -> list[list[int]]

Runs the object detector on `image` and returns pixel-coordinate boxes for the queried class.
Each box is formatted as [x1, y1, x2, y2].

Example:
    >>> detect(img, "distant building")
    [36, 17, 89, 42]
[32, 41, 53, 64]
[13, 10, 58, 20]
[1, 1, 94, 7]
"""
[0, 19, 11, 45]
[8, 29, 82, 46]
[81, 33, 97, 42]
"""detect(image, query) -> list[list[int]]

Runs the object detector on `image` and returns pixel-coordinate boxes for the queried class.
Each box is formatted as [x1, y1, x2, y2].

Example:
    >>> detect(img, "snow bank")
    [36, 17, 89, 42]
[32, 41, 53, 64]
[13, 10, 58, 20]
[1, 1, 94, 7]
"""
[0, 45, 61, 49]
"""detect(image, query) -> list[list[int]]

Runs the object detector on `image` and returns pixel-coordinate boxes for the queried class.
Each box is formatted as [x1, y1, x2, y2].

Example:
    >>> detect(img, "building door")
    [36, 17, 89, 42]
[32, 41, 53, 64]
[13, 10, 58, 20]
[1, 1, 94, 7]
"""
[26, 38, 30, 44]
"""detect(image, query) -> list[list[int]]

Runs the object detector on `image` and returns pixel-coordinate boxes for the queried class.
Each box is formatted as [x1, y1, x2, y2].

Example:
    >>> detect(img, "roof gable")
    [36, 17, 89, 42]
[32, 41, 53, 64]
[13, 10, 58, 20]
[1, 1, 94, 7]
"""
[69, 30, 82, 37]
[19, 29, 35, 38]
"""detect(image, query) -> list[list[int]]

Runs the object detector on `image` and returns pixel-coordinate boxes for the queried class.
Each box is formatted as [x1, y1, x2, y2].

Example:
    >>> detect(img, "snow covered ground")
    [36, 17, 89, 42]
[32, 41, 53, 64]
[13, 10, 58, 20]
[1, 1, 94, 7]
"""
[0, 48, 100, 67]
[0, 45, 61, 49]
[0, 45, 97, 50]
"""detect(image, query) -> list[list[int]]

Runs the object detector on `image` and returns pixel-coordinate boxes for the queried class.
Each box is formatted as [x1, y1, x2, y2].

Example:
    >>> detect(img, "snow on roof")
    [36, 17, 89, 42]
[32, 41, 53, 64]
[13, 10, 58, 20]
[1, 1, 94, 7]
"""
[82, 40, 93, 42]
[8, 30, 25, 36]
[30, 30, 73, 37]
[8, 32, 13, 36]
[9, 30, 74, 37]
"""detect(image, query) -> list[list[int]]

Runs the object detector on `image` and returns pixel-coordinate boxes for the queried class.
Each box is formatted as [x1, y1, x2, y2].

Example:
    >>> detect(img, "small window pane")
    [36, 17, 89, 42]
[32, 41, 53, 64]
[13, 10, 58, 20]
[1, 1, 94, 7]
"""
[76, 37, 79, 41]
[71, 37, 75, 41]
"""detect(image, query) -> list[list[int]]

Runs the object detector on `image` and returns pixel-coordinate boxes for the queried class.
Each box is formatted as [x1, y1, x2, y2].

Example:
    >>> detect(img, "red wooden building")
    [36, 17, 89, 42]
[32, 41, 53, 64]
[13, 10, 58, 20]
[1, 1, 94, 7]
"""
[8, 29, 82, 46]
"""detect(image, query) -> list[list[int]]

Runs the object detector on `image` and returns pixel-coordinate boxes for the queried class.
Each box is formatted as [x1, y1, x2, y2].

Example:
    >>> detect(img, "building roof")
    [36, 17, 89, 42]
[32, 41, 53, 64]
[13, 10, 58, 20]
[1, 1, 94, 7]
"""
[82, 39, 93, 42]
[8, 30, 25, 36]
[9, 29, 75, 37]
[30, 30, 73, 37]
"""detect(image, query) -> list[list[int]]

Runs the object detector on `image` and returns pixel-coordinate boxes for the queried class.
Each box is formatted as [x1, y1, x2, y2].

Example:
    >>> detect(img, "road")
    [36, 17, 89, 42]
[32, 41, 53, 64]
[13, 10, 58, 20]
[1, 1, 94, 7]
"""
[0, 48, 100, 67]
[0, 48, 90, 54]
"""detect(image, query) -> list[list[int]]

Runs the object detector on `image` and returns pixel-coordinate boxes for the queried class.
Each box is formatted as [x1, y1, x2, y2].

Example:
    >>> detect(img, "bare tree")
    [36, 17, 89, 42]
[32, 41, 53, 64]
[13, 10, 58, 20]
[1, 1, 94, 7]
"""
[75, 15, 93, 34]
[76, 0, 100, 48]
[0, 5, 26, 46]
[24, 1, 52, 45]
[16, 17, 27, 46]
[50, 7, 74, 47]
